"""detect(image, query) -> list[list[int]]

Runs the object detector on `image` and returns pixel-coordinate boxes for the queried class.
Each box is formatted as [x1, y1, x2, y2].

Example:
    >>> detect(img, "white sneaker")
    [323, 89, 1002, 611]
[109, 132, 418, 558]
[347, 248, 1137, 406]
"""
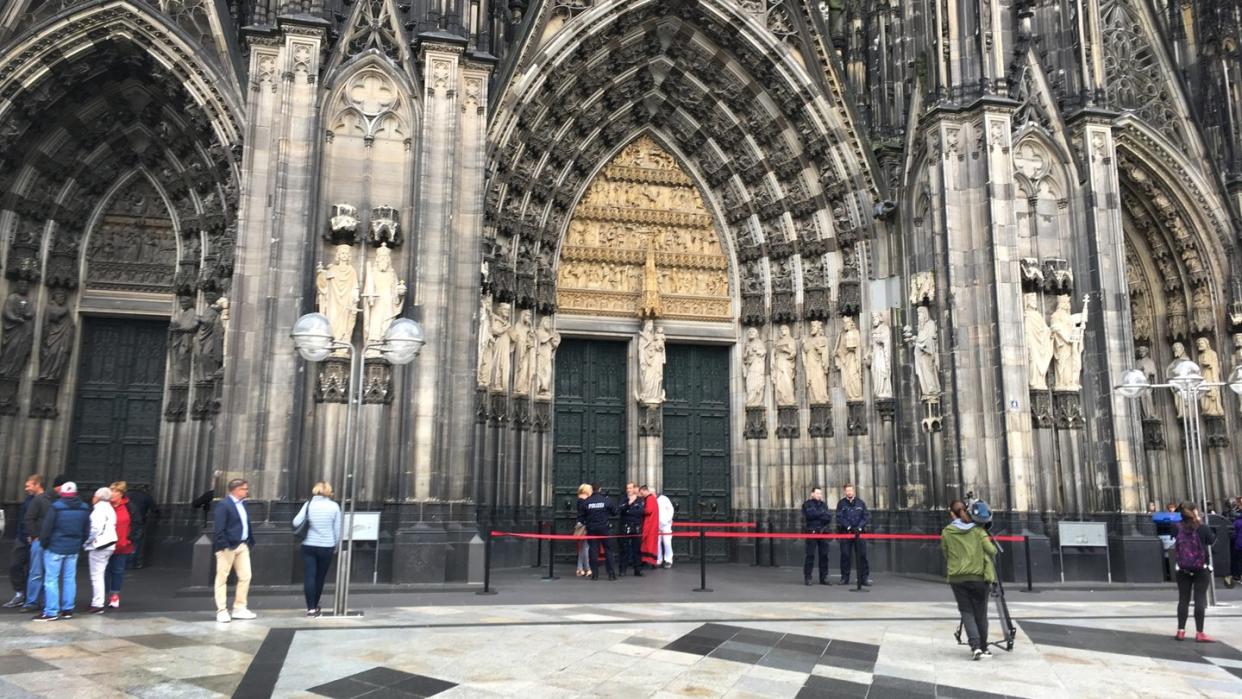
[971, 649, 983, 661]
[230, 607, 257, 620]
[216, 611, 231, 623]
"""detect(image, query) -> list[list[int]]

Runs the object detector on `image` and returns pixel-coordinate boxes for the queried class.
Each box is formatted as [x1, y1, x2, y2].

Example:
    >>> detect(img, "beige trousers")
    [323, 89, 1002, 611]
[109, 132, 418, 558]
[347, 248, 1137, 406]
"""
[214, 543, 252, 613]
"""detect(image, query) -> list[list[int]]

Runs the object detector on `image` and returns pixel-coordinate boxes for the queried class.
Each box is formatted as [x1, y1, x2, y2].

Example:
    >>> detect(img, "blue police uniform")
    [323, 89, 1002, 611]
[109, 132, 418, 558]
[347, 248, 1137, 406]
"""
[837, 495, 871, 585]
[577, 493, 617, 579]
[802, 497, 832, 584]
[618, 495, 645, 575]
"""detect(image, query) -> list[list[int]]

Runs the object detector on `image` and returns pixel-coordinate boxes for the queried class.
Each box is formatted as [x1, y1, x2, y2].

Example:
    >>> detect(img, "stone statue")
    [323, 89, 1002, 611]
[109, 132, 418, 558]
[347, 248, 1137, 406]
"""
[868, 312, 893, 399]
[743, 327, 767, 407]
[488, 303, 513, 392]
[534, 316, 561, 400]
[196, 292, 225, 380]
[1170, 341, 1189, 417]
[772, 324, 797, 406]
[636, 319, 666, 405]
[477, 294, 494, 389]
[834, 316, 863, 401]
[169, 295, 197, 385]
[1049, 294, 1089, 392]
[37, 289, 75, 382]
[1135, 345, 1158, 419]
[639, 236, 661, 318]
[0, 280, 35, 379]
[316, 244, 360, 352]
[363, 244, 406, 357]
[911, 306, 941, 398]
[1023, 292, 1053, 390]
[1197, 337, 1224, 417]
[802, 320, 831, 404]
[511, 310, 536, 395]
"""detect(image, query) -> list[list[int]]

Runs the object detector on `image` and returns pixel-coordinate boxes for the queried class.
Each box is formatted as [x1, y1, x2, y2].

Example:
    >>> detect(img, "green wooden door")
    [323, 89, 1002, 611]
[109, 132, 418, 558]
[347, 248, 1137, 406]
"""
[662, 344, 731, 560]
[67, 317, 168, 490]
[553, 339, 628, 542]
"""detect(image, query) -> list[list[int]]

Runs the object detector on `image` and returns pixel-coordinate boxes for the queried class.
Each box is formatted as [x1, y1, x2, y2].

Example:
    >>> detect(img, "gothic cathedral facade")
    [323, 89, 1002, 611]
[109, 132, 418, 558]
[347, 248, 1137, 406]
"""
[0, 1, 1239, 579]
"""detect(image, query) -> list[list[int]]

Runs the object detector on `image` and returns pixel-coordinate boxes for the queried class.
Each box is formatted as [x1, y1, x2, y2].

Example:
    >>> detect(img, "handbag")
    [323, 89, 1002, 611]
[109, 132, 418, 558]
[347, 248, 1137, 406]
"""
[292, 501, 312, 542]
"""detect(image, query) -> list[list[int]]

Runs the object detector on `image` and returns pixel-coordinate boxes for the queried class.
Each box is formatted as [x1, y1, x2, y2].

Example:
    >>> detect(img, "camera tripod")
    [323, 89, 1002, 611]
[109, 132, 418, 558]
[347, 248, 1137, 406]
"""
[953, 535, 1018, 652]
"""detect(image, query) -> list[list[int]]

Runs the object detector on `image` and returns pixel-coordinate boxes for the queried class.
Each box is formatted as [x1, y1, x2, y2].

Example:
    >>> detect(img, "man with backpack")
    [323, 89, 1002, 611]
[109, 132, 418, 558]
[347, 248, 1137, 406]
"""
[1172, 502, 1217, 642]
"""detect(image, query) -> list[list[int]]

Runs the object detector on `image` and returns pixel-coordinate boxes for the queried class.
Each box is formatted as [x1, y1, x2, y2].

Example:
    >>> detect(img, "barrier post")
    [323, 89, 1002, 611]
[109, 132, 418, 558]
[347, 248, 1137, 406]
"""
[1022, 534, 1035, 593]
[693, 530, 712, 593]
[532, 520, 543, 568]
[768, 517, 778, 567]
[542, 529, 558, 581]
[477, 530, 498, 595]
[751, 520, 761, 566]
[849, 532, 867, 593]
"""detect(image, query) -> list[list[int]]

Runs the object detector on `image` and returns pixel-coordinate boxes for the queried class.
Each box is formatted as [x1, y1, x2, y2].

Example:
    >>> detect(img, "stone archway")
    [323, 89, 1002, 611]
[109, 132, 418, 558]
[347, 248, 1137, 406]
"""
[477, 0, 888, 527]
[0, 4, 242, 500]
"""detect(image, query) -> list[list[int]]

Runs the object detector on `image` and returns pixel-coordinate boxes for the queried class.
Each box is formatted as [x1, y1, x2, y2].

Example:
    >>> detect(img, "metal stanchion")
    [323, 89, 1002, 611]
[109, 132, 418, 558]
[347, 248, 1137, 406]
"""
[532, 519, 543, 568]
[751, 520, 762, 566]
[542, 528, 558, 581]
[1021, 534, 1037, 593]
[768, 517, 778, 567]
[849, 533, 867, 593]
[477, 530, 497, 595]
[693, 530, 712, 592]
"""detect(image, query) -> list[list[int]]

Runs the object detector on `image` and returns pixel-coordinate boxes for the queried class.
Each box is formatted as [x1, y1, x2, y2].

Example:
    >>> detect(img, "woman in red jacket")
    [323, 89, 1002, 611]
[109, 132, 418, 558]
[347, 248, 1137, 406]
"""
[106, 481, 134, 609]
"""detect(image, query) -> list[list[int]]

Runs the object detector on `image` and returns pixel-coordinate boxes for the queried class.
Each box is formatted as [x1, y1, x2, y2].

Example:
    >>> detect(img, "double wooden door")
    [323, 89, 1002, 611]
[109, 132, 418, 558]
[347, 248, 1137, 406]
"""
[662, 344, 731, 560]
[66, 317, 167, 489]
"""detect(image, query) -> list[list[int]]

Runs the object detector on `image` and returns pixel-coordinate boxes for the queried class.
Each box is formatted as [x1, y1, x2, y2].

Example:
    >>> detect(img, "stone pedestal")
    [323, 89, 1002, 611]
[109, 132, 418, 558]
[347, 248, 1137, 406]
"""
[1108, 535, 1164, 582]
[392, 522, 449, 583]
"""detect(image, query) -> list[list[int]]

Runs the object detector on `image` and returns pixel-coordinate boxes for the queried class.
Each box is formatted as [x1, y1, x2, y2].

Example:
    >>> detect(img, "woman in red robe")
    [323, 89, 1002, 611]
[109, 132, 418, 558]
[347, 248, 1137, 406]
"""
[639, 485, 660, 567]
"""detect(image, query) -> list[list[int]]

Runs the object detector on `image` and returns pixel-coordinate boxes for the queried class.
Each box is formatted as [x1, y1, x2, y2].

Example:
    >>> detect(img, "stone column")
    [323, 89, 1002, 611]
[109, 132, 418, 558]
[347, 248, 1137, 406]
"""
[1069, 112, 1143, 513]
[217, 19, 328, 500]
[399, 44, 491, 504]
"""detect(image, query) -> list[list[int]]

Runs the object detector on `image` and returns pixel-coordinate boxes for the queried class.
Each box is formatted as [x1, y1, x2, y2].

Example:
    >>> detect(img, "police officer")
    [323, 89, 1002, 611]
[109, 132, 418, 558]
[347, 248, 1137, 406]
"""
[577, 483, 617, 580]
[837, 484, 872, 586]
[802, 487, 832, 585]
[618, 483, 645, 577]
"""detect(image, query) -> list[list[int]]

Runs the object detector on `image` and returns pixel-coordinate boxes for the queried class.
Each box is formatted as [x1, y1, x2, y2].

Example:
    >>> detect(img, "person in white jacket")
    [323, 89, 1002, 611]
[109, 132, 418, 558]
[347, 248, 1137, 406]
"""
[84, 487, 117, 614]
[657, 492, 674, 568]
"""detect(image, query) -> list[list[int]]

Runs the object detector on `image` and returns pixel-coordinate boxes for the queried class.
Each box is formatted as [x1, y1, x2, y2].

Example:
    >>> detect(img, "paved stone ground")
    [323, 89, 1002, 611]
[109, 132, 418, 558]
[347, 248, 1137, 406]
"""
[0, 566, 1240, 697]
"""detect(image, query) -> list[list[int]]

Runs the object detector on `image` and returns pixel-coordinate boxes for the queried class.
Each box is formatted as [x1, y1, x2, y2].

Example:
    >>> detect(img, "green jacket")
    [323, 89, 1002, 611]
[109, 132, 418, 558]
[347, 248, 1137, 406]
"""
[940, 521, 997, 583]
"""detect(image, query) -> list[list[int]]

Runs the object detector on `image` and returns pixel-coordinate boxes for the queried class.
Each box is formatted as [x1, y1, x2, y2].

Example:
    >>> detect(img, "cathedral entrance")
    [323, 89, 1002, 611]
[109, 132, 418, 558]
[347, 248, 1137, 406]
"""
[552, 338, 628, 537]
[66, 317, 168, 489]
[662, 343, 731, 561]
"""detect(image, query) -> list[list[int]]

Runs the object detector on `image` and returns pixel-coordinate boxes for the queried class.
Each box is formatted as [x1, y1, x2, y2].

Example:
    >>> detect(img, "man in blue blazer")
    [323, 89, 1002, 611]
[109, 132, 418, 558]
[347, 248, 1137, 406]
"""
[211, 479, 256, 623]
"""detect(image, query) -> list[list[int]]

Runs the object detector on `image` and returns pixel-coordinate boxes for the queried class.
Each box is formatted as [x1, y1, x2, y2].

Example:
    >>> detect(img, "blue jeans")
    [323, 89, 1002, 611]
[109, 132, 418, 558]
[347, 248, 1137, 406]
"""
[24, 540, 44, 605]
[42, 551, 78, 617]
[107, 554, 128, 594]
[301, 545, 335, 610]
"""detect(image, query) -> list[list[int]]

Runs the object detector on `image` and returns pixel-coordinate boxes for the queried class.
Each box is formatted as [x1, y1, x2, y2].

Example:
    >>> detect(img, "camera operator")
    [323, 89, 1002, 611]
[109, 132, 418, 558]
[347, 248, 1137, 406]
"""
[941, 500, 997, 660]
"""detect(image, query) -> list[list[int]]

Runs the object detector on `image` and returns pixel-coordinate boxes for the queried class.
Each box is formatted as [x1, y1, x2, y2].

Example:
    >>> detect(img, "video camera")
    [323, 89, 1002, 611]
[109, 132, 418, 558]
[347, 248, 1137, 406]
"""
[963, 491, 993, 531]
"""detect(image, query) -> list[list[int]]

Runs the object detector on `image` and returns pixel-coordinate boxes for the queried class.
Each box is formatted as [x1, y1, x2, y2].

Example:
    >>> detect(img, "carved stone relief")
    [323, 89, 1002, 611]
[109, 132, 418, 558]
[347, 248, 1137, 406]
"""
[834, 316, 863, 401]
[1196, 337, 1224, 417]
[868, 312, 893, 399]
[87, 177, 178, 293]
[802, 320, 831, 404]
[636, 319, 666, 406]
[316, 244, 361, 355]
[556, 137, 730, 321]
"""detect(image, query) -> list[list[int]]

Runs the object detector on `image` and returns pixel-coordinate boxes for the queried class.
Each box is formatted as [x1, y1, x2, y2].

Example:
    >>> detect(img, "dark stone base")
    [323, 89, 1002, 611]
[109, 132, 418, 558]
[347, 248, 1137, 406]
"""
[1108, 535, 1165, 583]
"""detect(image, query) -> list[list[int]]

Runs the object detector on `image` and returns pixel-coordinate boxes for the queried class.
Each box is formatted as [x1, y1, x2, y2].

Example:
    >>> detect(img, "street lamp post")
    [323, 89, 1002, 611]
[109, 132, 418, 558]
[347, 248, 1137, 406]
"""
[292, 312, 424, 616]
[1117, 360, 1242, 606]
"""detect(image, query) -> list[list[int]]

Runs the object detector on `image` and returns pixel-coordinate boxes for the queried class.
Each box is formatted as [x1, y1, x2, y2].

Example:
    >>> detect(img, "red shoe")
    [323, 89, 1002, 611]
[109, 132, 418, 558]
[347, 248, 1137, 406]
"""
[1195, 632, 1216, 643]
[1175, 630, 1185, 641]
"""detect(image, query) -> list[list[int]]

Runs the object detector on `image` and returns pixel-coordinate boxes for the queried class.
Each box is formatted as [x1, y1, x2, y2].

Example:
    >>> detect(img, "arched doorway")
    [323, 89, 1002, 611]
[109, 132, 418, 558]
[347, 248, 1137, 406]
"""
[550, 135, 734, 550]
